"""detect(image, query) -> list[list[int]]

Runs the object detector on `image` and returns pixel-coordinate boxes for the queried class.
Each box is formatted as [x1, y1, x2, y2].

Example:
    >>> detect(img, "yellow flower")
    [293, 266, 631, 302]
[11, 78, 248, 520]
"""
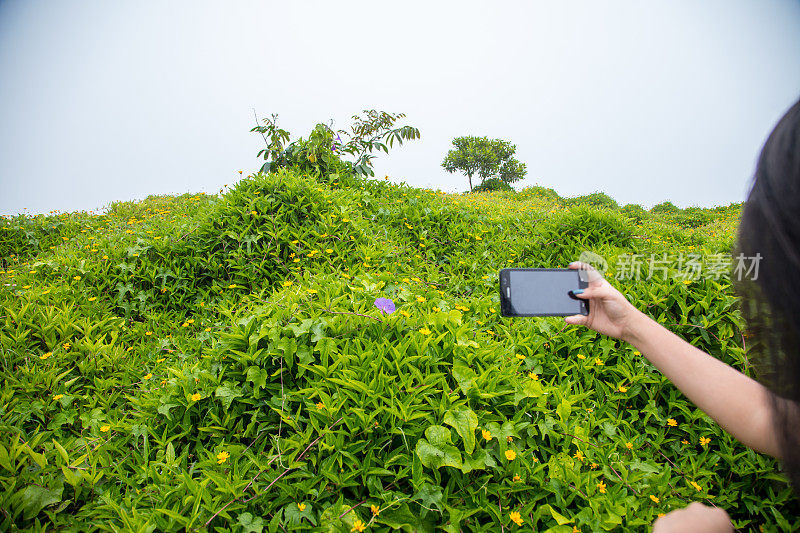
[402, 278, 410, 283]
[509, 511, 523, 526]
[53, 394, 63, 400]
[590, 462, 598, 470]
[40, 352, 52, 360]
[683, 280, 692, 285]
[73, 275, 81, 281]
[489, 307, 496, 313]
[351, 519, 366, 532]
[528, 372, 538, 380]
[513, 474, 521, 481]
[455, 305, 469, 311]
[100, 425, 111, 432]
[156, 358, 165, 363]
[649, 495, 660, 504]
[316, 401, 324, 409]
[699, 436, 711, 447]
[507, 435, 513, 443]
[633, 351, 641, 356]
[145, 331, 152, 336]
[371, 504, 380, 516]
[191, 393, 201, 401]
[576, 353, 586, 360]
[399, 310, 411, 318]
[597, 481, 606, 493]
[63, 342, 71, 350]
[594, 358, 604, 366]
[22, 285, 31, 289]
[482, 429, 492, 441]
[618, 385, 627, 392]
[573, 527, 580, 533]
[216, 451, 230, 464]
[657, 513, 665, 518]
[297, 502, 306, 512]
[228, 284, 237, 289]
[419, 327, 431, 335]
[625, 442, 633, 450]
[573, 450, 584, 461]
[283, 280, 293, 287]
[667, 418, 678, 427]
[416, 296, 426, 303]
[143, 373, 152, 380]
[690, 481, 703, 491]
[505, 449, 517, 461]
[432, 306, 441, 312]
[681, 439, 689, 445]
[515, 354, 525, 360]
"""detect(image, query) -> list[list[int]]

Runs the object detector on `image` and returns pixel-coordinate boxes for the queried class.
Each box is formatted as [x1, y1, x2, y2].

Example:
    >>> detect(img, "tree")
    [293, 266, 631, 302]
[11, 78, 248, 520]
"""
[441, 136, 526, 192]
[251, 110, 420, 180]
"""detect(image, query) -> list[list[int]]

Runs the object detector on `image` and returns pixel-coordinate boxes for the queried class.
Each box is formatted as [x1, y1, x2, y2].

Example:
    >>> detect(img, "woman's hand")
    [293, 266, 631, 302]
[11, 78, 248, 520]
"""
[563, 261, 643, 343]
[652, 502, 733, 532]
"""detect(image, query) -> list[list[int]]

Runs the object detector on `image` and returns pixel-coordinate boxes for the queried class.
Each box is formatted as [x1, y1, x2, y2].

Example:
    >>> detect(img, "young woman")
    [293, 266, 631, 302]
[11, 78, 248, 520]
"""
[565, 97, 800, 532]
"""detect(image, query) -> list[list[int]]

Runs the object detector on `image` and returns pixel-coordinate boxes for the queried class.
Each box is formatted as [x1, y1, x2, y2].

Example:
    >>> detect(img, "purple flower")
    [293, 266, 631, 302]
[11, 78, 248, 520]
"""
[373, 297, 395, 315]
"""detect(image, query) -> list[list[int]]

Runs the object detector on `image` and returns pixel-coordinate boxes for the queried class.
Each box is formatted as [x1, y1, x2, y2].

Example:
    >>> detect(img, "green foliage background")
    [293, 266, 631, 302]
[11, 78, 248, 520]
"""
[1, 170, 797, 531]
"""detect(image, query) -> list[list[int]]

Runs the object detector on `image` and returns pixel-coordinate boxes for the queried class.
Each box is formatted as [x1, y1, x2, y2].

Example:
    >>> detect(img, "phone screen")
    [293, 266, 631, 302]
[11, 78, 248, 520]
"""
[500, 268, 588, 316]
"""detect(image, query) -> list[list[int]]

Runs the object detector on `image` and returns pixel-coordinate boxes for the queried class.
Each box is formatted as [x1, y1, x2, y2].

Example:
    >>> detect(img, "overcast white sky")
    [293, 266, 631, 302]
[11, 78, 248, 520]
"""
[1, 1, 799, 216]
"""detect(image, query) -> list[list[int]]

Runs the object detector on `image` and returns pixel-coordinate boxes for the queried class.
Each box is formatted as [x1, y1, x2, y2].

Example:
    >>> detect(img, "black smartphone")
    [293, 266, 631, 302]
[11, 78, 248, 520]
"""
[499, 268, 589, 317]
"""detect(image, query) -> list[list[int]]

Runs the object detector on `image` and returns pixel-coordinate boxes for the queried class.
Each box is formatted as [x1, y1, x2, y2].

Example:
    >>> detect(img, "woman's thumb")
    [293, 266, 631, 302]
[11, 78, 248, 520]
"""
[564, 314, 588, 326]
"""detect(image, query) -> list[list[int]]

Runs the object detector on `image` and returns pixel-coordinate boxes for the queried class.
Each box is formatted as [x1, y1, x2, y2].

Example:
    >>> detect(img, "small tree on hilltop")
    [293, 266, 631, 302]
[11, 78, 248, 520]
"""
[441, 136, 527, 192]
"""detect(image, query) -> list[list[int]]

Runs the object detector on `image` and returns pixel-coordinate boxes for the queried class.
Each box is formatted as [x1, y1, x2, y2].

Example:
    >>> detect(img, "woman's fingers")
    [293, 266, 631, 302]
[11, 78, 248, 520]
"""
[564, 313, 588, 326]
[573, 284, 604, 300]
[567, 261, 605, 285]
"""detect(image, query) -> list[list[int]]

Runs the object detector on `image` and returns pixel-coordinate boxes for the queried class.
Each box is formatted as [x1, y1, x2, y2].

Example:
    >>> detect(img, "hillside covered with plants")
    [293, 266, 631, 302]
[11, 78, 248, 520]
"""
[1, 169, 797, 531]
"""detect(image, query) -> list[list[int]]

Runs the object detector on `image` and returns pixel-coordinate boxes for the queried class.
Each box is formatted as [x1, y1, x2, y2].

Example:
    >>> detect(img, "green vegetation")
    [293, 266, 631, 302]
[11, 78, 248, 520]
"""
[442, 136, 527, 192]
[1, 168, 797, 531]
[251, 110, 420, 180]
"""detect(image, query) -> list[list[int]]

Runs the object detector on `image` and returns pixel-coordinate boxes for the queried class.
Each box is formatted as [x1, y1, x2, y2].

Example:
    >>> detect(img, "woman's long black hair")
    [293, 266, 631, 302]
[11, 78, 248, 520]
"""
[733, 96, 800, 492]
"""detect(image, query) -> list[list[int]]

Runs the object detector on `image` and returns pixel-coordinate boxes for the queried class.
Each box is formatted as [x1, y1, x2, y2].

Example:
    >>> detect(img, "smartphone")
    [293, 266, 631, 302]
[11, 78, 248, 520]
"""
[499, 268, 589, 317]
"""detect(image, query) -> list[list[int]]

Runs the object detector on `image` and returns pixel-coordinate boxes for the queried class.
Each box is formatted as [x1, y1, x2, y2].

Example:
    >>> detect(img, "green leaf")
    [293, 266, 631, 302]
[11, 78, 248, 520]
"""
[246, 366, 269, 390]
[452, 362, 476, 396]
[515, 379, 545, 404]
[629, 460, 659, 474]
[412, 482, 443, 517]
[460, 448, 496, 473]
[20, 484, 63, 519]
[379, 503, 435, 533]
[443, 406, 478, 454]
[415, 425, 462, 470]
[556, 399, 572, 424]
[238, 512, 264, 533]
[215, 383, 244, 409]
[157, 402, 179, 419]
[601, 421, 617, 438]
[541, 504, 573, 525]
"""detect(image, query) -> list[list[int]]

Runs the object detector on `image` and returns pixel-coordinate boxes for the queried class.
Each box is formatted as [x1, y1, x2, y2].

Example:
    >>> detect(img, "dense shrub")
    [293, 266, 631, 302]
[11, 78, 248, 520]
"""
[564, 192, 619, 210]
[1, 174, 795, 532]
[472, 178, 514, 193]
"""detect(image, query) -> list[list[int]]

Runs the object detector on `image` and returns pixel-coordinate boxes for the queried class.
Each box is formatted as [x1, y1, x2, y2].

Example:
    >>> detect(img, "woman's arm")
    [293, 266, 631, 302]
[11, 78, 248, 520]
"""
[563, 262, 781, 459]
[622, 306, 780, 458]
